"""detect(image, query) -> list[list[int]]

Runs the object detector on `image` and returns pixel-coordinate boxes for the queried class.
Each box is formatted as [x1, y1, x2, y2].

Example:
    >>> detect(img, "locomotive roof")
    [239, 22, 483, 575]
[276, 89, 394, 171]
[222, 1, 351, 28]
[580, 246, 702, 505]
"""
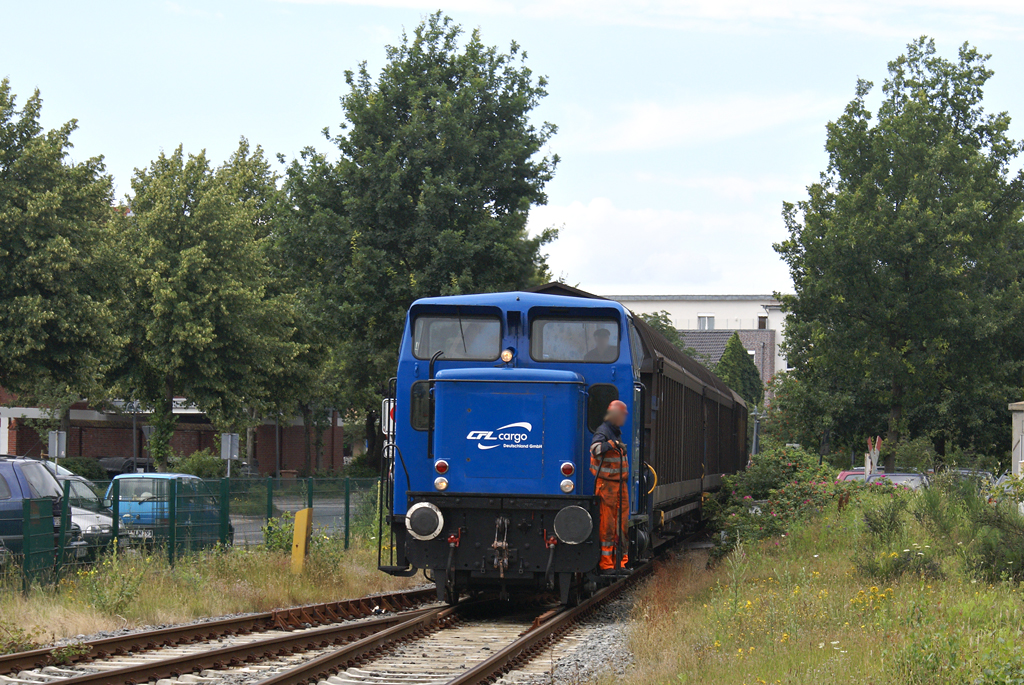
[410, 291, 628, 313]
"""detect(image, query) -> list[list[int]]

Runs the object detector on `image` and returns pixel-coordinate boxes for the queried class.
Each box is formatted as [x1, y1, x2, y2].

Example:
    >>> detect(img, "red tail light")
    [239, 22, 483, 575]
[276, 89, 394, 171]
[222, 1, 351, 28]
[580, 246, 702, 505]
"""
[561, 462, 574, 477]
[435, 460, 449, 475]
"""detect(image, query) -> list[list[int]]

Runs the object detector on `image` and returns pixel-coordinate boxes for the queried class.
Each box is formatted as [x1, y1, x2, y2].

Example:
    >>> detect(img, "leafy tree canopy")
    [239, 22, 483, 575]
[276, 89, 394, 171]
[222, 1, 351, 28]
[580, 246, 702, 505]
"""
[716, 333, 764, 409]
[637, 310, 708, 363]
[280, 12, 558, 412]
[775, 38, 1024, 469]
[110, 140, 307, 469]
[0, 79, 119, 401]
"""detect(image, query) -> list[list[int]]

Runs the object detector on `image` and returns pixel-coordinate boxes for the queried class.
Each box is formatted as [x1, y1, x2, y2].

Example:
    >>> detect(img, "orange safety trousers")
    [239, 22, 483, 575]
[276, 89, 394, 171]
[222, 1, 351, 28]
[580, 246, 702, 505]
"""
[591, 446, 629, 570]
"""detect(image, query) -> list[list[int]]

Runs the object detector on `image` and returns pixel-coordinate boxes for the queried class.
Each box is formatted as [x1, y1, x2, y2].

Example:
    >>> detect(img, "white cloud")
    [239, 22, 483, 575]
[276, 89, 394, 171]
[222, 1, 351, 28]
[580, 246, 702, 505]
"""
[528, 197, 792, 295]
[270, 0, 1024, 38]
[570, 94, 844, 153]
[634, 172, 810, 203]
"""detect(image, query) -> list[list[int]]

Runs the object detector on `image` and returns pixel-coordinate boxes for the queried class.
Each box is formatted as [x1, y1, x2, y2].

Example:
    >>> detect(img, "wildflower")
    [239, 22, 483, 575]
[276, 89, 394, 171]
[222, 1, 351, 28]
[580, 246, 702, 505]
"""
[818, 643, 825, 649]
[813, 554, 819, 558]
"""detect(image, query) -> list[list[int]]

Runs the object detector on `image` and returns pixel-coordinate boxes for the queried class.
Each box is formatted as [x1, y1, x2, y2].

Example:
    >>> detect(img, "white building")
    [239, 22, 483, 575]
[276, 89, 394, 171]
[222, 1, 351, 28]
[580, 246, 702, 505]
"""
[606, 294, 789, 385]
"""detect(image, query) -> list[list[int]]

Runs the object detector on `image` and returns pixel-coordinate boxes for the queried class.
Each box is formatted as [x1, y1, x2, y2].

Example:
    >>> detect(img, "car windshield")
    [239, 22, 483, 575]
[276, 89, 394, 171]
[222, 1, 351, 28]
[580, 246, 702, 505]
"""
[42, 461, 75, 477]
[67, 479, 103, 511]
[117, 478, 170, 502]
[531, 318, 620, 363]
[21, 461, 64, 499]
[870, 474, 923, 486]
[842, 473, 866, 481]
[412, 315, 501, 361]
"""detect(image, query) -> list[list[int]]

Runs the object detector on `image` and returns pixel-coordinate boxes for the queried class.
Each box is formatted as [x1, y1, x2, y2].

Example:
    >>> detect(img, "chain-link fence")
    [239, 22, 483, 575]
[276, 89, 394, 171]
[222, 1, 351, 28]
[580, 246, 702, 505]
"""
[12, 477, 380, 589]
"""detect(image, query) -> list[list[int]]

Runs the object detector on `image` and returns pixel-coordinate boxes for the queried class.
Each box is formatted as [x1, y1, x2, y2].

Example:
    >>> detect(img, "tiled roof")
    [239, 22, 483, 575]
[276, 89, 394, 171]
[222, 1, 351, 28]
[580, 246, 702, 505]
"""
[679, 330, 734, 365]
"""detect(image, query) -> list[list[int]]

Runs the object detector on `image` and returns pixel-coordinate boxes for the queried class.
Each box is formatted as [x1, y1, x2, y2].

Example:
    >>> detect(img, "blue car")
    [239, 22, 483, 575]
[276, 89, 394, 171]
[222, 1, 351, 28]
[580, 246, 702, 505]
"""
[105, 473, 231, 549]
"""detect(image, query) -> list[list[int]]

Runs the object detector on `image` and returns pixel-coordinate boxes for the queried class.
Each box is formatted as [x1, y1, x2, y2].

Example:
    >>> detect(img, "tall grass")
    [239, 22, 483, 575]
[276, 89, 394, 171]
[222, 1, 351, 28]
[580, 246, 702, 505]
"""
[1, 532, 416, 645]
[622, 477, 1024, 684]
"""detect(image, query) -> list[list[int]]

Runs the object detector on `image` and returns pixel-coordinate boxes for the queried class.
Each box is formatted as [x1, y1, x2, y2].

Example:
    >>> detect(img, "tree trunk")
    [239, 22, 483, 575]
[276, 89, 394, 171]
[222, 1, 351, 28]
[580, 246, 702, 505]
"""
[246, 406, 257, 473]
[301, 404, 313, 475]
[885, 381, 903, 473]
[59, 405, 71, 436]
[148, 376, 176, 472]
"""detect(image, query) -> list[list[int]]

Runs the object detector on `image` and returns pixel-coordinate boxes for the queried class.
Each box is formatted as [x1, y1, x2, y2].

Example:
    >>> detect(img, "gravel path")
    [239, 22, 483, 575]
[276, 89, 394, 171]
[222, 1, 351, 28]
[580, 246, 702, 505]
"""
[496, 588, 637, 685]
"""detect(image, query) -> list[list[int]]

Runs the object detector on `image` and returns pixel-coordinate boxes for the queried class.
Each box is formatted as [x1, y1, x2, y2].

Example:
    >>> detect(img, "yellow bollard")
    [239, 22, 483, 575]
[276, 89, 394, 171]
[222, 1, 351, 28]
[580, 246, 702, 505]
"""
[291, 507, 313, 574]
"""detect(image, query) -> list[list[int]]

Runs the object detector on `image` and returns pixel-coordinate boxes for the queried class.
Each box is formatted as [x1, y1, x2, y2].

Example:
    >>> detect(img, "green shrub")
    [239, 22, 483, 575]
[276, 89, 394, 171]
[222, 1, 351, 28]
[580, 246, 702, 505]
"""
[262, 512, 295, 552]
[0, 620, 42, 655]
[75, 545, 151, 615]
[863, 492, 909, 542]
[854, 545, 943, 581]
[56, 457, 108, 480]
[170, 448, 226, 479]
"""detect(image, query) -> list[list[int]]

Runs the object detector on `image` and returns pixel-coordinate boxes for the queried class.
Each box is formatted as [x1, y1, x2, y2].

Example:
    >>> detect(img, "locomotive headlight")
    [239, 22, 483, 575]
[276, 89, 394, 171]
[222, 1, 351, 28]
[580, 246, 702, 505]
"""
[435, 459, 449, 474]
[434, 477, 449, 491]
[501, 348, 514, 363]
[560, 479, 574, 493]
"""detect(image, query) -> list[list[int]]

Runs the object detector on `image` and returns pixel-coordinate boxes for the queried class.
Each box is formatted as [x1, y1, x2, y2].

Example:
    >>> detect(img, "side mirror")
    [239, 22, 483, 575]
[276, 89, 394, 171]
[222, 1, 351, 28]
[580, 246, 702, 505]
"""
[102, 498, 112, 508]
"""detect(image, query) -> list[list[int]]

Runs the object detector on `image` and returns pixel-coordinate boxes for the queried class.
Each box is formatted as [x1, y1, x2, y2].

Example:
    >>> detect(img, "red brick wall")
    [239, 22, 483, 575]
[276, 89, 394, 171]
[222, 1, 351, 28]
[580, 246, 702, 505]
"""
[7, 415, 342, 475]
[254, 418, 344, 475]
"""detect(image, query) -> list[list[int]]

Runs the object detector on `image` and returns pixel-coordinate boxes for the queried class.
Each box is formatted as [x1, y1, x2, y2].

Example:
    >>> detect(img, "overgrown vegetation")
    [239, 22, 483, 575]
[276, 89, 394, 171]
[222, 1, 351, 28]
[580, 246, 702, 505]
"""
[1, 525, 414, 642]
[625, 448, 1024, 684]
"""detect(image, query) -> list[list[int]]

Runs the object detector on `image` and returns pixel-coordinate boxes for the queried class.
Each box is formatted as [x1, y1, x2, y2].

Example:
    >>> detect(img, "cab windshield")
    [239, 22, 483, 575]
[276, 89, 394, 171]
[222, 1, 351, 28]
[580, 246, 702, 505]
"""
[531, 319, 620, 363]
[412, 315, 501, 361]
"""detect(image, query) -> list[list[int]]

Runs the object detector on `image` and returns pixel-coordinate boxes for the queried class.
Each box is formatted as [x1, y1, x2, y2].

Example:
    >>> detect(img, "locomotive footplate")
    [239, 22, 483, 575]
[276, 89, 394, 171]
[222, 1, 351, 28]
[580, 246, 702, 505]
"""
[404, 492, 601, 596]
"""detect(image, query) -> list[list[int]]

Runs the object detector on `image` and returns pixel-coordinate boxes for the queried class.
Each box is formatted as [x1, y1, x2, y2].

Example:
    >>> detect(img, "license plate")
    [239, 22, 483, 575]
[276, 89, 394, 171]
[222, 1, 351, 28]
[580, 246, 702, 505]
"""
[127, 529, 154, 539]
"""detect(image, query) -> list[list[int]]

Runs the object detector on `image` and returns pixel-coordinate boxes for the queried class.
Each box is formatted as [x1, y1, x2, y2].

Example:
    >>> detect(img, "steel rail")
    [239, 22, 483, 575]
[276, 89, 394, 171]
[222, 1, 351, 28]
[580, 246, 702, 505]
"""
[255, 605, 458, 685]
[0, 587, 436, 675]
[51, 607, 438, 685]
[446, 563, 654, 685]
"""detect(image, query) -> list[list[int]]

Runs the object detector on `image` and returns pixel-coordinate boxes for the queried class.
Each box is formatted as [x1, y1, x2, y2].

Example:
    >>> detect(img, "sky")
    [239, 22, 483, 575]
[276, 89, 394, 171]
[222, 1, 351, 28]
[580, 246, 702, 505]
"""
[3, 1, 1024, 295]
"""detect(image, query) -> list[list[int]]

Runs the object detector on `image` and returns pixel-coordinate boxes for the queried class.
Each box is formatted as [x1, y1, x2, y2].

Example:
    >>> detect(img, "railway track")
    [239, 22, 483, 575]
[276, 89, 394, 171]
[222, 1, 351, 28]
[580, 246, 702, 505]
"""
[2, 555, 668, 685]
[0, 588, 437, 681]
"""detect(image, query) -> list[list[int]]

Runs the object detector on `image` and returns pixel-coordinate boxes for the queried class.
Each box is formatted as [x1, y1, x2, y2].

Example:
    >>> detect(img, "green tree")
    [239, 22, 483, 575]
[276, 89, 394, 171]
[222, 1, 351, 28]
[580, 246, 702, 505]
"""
[716, 333, 764, 409]
[280, 12, 558, 418]
[637, 310, 708, 364]
[775, 38, 1024, 471]
[110, 140, 306, 469]
[0, 79, 120, 410]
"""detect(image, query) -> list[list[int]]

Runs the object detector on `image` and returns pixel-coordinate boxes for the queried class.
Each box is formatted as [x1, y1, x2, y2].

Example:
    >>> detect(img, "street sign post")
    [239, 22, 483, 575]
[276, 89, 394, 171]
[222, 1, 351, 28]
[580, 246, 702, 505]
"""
[47, 431, 66, 462]
[221, 433, 240, 477]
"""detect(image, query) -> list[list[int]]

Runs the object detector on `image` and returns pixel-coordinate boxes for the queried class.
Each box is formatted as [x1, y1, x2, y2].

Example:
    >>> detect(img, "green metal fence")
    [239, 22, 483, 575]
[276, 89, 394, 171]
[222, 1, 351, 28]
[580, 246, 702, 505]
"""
[12, 477, 380, 588]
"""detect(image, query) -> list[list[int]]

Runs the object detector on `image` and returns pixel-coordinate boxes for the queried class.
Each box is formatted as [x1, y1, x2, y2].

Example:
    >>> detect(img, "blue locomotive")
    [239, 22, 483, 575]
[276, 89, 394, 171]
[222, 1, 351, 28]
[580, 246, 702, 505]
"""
[378, 284, 748, 603]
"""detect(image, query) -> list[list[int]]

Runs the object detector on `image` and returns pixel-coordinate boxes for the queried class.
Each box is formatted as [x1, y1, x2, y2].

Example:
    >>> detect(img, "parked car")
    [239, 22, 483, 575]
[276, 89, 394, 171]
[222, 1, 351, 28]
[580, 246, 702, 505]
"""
[837, 470, 867, 482]
[56, 475, 114, 556]
[947, 468, 995, 486]
[867, 473, 929, 489]
[0, 456, 87, 559]
[104, 473, 232, 549]
[39, 460, 77, 478]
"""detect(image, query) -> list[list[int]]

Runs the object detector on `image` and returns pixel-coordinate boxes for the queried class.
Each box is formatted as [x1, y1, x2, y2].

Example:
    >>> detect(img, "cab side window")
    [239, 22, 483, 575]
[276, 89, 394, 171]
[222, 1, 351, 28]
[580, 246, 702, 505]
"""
[0, 473, 11, 500]
[410, 381, 430, 431]
[588, 385, 619, 432]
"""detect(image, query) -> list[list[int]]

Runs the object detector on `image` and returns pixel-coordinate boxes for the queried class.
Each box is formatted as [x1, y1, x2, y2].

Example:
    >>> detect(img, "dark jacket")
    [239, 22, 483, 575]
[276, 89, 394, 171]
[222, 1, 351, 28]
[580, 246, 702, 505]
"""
[591, 420, 622, 455]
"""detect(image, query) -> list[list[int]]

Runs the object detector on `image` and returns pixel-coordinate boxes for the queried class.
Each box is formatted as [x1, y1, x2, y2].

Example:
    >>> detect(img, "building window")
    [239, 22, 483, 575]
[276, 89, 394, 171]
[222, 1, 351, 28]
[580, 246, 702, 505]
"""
[698, 315, 715, 330]
[758, 316, 768, 330]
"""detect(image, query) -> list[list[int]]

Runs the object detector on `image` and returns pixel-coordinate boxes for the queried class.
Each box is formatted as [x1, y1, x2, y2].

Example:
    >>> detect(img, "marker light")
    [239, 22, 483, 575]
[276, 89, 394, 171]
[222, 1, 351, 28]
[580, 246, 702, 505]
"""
[501, 348, 514, 363]
[560, 462, 575, 477]
[434, 477, 449, 491]
[560, 479, 574, 493]
[435, 459, 449, 475]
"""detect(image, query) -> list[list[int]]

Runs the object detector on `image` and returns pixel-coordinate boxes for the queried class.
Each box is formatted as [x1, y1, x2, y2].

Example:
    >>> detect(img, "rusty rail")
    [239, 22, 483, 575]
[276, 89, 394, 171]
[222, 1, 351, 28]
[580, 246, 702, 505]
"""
[255, 605, 459, 685]
[0, 587, 436, 675]
[446, 563, 654, 684]
[53, 608, 437, 685]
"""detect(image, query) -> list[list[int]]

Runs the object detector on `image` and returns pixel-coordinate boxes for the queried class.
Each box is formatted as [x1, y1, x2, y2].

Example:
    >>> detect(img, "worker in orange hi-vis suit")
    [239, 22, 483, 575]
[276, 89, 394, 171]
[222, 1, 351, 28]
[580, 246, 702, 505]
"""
[590, 400, 629, 572]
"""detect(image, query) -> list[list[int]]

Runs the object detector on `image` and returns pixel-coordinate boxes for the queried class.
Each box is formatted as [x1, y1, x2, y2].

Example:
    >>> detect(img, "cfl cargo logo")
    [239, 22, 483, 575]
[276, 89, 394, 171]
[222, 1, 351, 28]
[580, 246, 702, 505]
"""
[466, 422, 542, 450]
